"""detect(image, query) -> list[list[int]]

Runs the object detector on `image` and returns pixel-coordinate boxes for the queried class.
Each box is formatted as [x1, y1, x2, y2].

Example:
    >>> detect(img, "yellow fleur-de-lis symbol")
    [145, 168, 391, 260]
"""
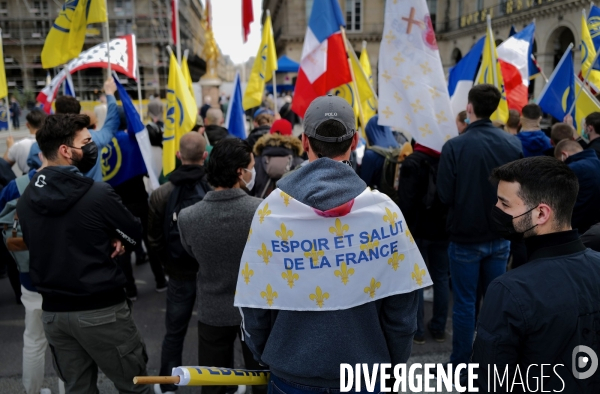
[420, 62, 432, 75]
[411, 263, 426, 286]
[402, 75, 415, 89]
[334, 262, 355, 285]
[381, 106, 393, 119]
[309, 286, 330, 308]
[275, 223, 294, 241]
[360, 236, 380, 253]
[247, 228, 252, 242]
[305, 245, 324, 267]
[393, 52, 405, 66]
[364, 278, 381, 298]
[260, 284, 278, 306]
[384, 30, 396, 44]
[436, 111, 448, 124]
[411, 99, 424, 113]
[419, 124, 433, 137]
[405, 114, 412, 125]
[241, 262, 254, 284]
[381, 70, 392, 83]
[430, 87, 441, 99]
[329, 218, 350, 237]
[393, 92, 403, 103]
[445, 134, 451, 141]
[257, 203, 271, 224]
[281, 270, 299, 289]
[383, 207, 398, 226]
[387, 252, 405, 271]
[257, 243, 273, 264]
[280, 191, 292, 207]
[406, 229, 414, 243]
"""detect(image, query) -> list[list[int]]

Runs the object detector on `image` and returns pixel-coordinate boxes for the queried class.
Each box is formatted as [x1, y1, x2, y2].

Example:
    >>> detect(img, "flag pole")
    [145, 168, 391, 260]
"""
[136, 47, 143, 116]
[340, 27, 367, 144]
[103, 0, 111, 76]
[1, 28, 10, 136]
[265, 9, 278, 115]
[175, 0, 181, 64]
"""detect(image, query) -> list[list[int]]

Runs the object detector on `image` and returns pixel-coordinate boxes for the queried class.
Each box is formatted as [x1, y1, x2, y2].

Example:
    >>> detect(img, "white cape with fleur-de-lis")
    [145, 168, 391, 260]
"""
[233, 187, 432, 311]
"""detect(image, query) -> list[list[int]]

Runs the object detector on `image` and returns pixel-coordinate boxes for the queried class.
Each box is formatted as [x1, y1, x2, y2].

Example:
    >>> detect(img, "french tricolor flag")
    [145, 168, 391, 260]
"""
[497, 22, 536, 112]
[292, 0, 352, 118]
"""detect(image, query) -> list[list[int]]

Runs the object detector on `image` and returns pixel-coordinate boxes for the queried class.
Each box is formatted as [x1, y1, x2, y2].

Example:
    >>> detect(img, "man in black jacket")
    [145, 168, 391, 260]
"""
[17, 114, 151, 393]
[437, 84, 522, 365]
[398, 143, 449, 345]
[584, 112, 600, 158]
[471, 156, 600, 393]
[148, 132, 209, 394]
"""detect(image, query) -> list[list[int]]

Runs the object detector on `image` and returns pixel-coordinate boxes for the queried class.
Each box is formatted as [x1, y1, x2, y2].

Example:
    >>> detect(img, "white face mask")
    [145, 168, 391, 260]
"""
[241, 167, 256, 190]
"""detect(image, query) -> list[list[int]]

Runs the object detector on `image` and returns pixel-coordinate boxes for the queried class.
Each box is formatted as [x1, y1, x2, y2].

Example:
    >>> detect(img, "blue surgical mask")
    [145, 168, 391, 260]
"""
[465, 118, 470, 125]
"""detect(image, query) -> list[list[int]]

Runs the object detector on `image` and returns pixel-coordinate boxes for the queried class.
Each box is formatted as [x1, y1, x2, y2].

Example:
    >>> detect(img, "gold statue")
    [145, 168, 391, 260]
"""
[201, 2, 219, 80]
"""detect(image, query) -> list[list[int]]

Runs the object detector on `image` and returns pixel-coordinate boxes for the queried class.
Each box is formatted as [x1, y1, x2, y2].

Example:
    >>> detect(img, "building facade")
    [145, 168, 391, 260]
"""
[265, 0, 585, 100]
[1, 0, 233, 103]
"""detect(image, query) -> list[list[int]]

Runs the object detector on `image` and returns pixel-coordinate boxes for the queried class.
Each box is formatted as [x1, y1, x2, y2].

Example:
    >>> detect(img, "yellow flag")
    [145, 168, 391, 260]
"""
[163, 53, 198, 175]
[575, 78, 600, 134]
[243, 14, 278, 110]
[359, 45, 377, 125]
[181, 57, 194, 94]
[0, 34, 7, 100]
[476, 17, 508, 124]
[41, 0, 107, 69]
[581, 12, 600, 90]
[333, 45, 375, 131]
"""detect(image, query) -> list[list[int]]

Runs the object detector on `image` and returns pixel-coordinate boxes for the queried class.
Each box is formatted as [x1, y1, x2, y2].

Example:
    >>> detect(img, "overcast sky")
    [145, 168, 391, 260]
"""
[206, 0, 264, 65]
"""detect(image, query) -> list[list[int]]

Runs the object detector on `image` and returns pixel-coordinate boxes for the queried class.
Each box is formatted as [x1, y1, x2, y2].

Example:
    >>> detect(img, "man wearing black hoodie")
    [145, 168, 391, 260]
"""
[16, 114, 150, 393]
[148, 132, 209, 394]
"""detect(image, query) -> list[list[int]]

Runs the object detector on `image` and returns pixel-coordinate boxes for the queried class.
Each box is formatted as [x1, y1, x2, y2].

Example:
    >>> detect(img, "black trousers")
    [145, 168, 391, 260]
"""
[198, 321, 268, 394]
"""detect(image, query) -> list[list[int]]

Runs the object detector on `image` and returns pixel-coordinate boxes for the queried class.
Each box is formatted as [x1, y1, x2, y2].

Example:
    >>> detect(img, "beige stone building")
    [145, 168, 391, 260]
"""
[265, 0, 584, 99]
[0, 0, 233, 102]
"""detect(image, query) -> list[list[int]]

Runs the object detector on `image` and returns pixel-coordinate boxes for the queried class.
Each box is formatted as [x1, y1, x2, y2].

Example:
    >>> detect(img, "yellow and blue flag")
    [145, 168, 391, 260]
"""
[588, 5, 600, 53]
[164, 52, 197, 175]
[41, 0, 107, 69]
[243, 14, 277, 110]
[537, 44, 575, 121]
[581, 11, 600, 86]
[181, 56, 194, 94]
[476, 16, 509, 124]
[359, 45, 377, 125]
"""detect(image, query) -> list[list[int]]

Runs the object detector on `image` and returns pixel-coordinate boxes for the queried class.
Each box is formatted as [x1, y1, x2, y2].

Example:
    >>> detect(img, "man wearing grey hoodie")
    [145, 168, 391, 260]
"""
[239, 95, 419, 393]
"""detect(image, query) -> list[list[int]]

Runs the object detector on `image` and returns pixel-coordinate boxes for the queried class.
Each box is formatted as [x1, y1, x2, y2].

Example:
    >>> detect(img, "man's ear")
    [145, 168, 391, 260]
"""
[58, 144, 71, 161]
[534, 203, 553, 226]
[202, 151, 208, 160]
[350, 132, 360, 151]
[176, 151, 181, 160]
[301, 134, 310, 153]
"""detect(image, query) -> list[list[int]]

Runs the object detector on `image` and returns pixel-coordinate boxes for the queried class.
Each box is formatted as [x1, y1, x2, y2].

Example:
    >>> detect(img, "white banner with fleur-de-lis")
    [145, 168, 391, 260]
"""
[233, 188, 432, 311]
[377, 0, 457, 152]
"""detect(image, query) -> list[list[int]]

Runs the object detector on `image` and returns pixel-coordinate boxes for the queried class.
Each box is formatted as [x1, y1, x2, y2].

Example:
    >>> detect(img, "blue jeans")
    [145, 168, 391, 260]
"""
[448, 240, 509, 364]
[415, 239, 450, 336]
[159, 278, 196, 393]
[268, 374, 379, 394]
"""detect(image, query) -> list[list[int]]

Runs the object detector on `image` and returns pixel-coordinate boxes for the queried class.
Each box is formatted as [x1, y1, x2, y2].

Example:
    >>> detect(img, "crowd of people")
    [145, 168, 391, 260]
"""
[0, 79, 599, 394]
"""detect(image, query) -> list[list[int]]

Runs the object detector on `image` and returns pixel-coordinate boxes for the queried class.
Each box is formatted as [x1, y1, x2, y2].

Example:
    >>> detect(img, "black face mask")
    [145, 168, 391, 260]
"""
[69, 141, 98, 174]
[491, 205, 538, 241]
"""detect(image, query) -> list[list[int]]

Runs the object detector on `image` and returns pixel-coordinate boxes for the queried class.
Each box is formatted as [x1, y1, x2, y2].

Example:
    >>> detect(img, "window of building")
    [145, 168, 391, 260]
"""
[0, 2, 7, 14]
[116, 19, 133, 36]
[32, 0, 48, 16]
[427, 0, 437, 27]
[458, 0, 463, 17]
[345, 0, 362, 31]
[33, 20, 49, 37]
[115, 0, 132, 15]
[476, 0, 483, 11]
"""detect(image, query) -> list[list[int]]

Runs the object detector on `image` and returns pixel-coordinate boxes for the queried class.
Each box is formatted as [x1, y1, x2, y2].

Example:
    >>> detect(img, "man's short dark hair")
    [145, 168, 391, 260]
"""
[507, 109, 520, 129]
[490, 156, 578, 228]
[585, 112, 600, 134]
[467, 84, 501, 119]
[551, 122, 575, 145]
[36, 114, 90, 161]
[521, 104, 542, 120]
[307, 120, 353, 158]
[26, 109, 46, 130]
[55, 96, 81, 114]
[207, 138, 252, 188]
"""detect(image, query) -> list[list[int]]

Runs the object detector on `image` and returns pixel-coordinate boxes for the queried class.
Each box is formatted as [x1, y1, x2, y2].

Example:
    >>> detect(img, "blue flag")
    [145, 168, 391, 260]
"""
[537, 44, 574, 121]
[589, 5, 600, 52]
[64, 73, 76, 97]
[225, 71, 247, 139]
[101, 131, 147, 187]
[448, 36, 485, 116]
[0, 103, 8, 130]
[509, 25, 517, 37]
[109, 75, 159, 189]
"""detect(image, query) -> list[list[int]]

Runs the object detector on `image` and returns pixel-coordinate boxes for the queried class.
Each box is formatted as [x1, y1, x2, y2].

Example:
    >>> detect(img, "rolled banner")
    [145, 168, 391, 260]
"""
[172, 367, 270, 386]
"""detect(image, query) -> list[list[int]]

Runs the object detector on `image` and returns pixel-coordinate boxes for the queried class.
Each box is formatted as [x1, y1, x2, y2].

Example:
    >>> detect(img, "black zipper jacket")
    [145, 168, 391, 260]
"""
[17, 166, 142, 312]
